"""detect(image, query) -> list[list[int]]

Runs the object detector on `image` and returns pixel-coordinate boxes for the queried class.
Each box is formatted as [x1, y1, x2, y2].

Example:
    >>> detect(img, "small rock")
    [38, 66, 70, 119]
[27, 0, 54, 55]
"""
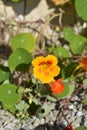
[76, 111, 83, 117]
[72, 117, 82, 128]
[40, 118, 45, 125]
[83, 22, 87, 29]
[84, 121, 87, 127]
[33, 118, 40, 127]
[15, 15, 24, 22]
[68, 104, 74, 109]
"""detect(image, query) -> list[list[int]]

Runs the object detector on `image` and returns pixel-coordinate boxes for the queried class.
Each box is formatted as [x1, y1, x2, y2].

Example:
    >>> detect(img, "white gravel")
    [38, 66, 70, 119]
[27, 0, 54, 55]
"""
[0, 89, 87, 130]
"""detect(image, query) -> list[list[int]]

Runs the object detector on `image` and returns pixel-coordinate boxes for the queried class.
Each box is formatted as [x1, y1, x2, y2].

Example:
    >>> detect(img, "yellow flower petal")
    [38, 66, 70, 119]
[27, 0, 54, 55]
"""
[48, 65, 60, 77]
[46, 55, 58, 65]
[33, 66, 43, 79]
[33, 66, 54, 83]
[39, 74, 54, 83]
[32, 56, 45, 67]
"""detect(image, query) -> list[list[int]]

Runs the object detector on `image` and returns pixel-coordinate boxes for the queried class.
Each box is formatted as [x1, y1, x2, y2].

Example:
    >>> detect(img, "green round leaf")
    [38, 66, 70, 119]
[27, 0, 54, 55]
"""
[63, 27, 87, 54]
[8, 48, 32, 71]
[63, 78, 75, 96]
[67, 83, 75, 96]
[0, 84, 21, 112]
[70, 35, 87, 54]
[54, 47, 70, 58]
[63, 27, 75, 42]
[0, 65, 11, 83]
[10, 33, 36, 52]
[3, 104, 16, 113]
[74, 126, 87, 130]
[75, 0, 87, 21]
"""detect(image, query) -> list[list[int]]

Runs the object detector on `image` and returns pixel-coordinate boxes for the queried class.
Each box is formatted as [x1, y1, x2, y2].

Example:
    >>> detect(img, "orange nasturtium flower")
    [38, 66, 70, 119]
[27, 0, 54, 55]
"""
[74, 56, 87, 72]
[49, 78, 64, 94]
[32, 55, 60, 83]
[80, 56, 87, 71]
[52, 0, 69, 5]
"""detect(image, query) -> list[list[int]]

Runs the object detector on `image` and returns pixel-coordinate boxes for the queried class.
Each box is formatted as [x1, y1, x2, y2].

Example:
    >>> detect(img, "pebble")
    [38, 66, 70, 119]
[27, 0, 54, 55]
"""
[71, 121, 80, 129]
[71, 118, 81, 128]
[76, 111, 83, 117]
[15, 15, 24, 22]
[83, 22, 87, 29]
[33, 118, 40, 127]
[68, 104, 74, 110]
[84, 121, 87, 127]
[40, 118, 45, 125]
[0, 88, 87, 127]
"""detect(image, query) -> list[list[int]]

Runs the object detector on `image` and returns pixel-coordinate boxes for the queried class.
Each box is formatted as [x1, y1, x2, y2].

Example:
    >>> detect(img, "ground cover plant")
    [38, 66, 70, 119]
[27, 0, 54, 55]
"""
[0, 0, 87, 130]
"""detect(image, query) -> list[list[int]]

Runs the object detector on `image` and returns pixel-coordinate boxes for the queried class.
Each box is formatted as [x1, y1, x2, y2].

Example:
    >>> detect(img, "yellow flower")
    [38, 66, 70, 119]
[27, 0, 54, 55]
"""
[32, 55, 60, 83]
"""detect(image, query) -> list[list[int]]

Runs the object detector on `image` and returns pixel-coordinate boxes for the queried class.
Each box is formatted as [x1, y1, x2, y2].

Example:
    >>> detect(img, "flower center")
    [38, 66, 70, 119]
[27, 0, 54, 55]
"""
[39, 60, 53, 66]
[39, 61, 53, 69]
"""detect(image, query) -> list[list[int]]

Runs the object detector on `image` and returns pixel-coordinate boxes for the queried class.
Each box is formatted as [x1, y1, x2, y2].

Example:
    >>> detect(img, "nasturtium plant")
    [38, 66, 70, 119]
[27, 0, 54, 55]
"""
[28, 93, 40, 105]
[75, 0, 87, 21]
[40, 86, 50, 97]
[74, 126, 87, 130]
[82, 99, 87, 105]
[63, 28, 87, 54]
[63, 27, 75, 42]
[10, 0, 22, 2]
[15, 101, 29, 120]
[47, 95, 56, 102]
[0, 84, 21, 113]
[10, 33, 36, 52]
[54, 47, 70, 58]
[53, 84, 69, 99]
[8, 48, 32, 71]
[0, 65, 11, 83]
[61, 62, 78, 79]
[0, 0, 87, 126]
[35, 103, 54, 118]
[63, 78, 75, 96]
[70, 35, 87, 54]
[15, 100, 29, 112]
[50, 78, 64, 95]
[35, 85, 50, 97]
[53, 82, 75, 99]
[17, 87, 25, 94]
